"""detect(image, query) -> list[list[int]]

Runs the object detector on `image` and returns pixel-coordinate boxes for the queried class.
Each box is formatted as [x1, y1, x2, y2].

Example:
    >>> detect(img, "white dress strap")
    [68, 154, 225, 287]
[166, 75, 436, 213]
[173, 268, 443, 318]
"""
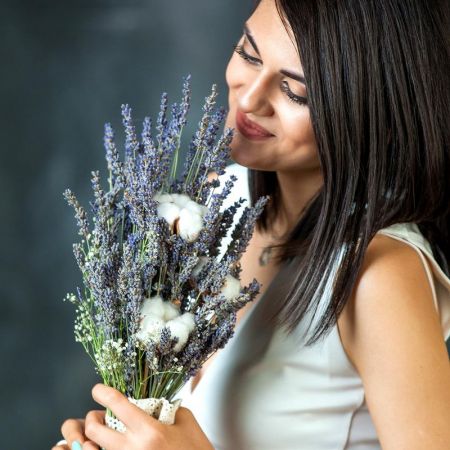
[377, 229, 439, 311]
[377, 223, 450, 340]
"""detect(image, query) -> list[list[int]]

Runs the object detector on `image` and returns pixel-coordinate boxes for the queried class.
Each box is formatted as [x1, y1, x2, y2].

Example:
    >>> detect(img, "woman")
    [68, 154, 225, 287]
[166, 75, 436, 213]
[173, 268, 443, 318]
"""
[55, 0, 450, 448]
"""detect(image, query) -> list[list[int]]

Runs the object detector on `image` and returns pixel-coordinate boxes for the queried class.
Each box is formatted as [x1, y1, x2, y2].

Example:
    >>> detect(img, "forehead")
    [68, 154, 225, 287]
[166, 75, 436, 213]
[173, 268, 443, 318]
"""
[247, 0, 302, 69]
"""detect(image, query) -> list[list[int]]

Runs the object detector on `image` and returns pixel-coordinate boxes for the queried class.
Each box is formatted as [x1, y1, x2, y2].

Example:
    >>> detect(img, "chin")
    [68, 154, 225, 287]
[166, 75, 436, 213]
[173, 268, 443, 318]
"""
[229, 145, 272, 171]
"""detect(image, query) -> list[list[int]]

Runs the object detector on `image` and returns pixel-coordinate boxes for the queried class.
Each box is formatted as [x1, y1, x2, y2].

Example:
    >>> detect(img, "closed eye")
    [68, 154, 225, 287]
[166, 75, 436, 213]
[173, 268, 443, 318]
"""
[233, 43, 261, 66]
[280, 81, 308, 106]
[233, 43, 308, 106]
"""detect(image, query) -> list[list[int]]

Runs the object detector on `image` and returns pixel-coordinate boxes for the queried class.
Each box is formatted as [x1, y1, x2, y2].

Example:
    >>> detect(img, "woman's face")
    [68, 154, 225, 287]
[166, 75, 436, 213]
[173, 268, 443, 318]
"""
[225, 0, 320, 173]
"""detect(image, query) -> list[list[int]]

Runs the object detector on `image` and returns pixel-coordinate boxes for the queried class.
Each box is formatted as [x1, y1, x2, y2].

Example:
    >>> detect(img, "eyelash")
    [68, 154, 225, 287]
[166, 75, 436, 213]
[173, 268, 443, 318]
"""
[233, 43, 308, 106]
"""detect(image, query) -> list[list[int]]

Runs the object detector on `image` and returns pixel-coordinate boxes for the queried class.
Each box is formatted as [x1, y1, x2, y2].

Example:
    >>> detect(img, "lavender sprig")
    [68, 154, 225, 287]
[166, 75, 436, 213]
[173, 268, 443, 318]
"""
[63, 75, 268, 402]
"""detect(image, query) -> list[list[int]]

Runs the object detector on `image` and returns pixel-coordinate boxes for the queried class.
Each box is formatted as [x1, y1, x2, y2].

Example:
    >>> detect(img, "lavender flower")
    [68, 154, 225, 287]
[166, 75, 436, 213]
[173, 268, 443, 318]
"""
[63, 75, 267, 402]
[63, 189, 89, 238]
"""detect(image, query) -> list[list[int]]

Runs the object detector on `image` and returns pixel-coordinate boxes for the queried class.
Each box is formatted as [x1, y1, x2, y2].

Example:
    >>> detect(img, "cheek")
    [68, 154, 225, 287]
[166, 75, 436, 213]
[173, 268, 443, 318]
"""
[276, 106, 319, 168]
[225, 54, 241, 90]
[225, 56, 243, 129]
[280, 106, 316, 147]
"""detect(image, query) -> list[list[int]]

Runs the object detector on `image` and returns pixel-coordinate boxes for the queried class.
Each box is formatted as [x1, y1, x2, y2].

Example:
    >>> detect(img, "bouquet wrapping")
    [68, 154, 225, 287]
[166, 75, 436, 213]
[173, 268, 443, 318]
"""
[64, 75, 268, 430]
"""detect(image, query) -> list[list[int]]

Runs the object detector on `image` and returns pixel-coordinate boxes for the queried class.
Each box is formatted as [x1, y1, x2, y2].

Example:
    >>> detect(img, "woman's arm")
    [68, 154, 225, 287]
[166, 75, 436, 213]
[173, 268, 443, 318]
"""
[340, 235, 450, 449]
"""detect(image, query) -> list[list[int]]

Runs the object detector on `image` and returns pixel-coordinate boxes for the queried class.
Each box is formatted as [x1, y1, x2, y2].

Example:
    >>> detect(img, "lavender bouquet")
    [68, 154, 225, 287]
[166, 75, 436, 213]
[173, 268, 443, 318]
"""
[63, 75, 268, 430]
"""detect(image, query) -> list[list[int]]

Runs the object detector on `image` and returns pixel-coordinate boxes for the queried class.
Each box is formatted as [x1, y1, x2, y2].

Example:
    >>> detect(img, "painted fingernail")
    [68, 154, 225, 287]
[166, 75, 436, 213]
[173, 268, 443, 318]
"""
[71, 441, 82, 450]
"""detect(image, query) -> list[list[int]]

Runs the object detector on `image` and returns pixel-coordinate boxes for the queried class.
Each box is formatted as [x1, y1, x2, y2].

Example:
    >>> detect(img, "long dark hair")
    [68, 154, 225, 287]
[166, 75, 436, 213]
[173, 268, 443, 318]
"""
[249, 0, 450, 345]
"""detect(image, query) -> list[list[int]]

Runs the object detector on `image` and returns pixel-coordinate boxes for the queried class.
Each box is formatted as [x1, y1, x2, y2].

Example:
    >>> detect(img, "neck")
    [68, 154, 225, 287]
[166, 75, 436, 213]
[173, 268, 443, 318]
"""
[272, 168, 323, 236]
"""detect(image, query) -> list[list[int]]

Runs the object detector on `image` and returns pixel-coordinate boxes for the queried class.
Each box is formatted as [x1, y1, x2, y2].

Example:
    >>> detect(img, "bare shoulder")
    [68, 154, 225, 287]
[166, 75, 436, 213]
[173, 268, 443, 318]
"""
[339, 233, 445, 349]
[338, 233, 450, 449]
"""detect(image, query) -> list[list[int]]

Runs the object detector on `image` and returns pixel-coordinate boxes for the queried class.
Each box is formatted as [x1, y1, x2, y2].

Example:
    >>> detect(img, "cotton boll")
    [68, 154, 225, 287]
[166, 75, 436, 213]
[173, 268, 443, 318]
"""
[184, 199, 209, 217]
[141, 315, 165, 335]
[177, 312, 196, 333]
[184, 200, 207, 217]
[140, 295, 165, 320]
[157, 202, 180, 227]
[171, 193, 191, 208]
[192, 256, 208, 278]
[163, 301, 181, 321]
[220, 274, 241, 300]
[165, 319, 190, 352]
[136, 316, 165, 345]
[154, 192, 173, 203]
[178, 208, 203, 242]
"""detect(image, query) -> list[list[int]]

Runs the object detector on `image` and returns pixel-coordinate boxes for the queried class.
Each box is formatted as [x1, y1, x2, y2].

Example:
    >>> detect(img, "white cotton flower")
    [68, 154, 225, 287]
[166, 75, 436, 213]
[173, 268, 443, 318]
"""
[192, 256, 209, 278]
[184, 199, 208, 217]
[140, 295, 165, 320]
[163, 301, 181, 321]
[136, 315, 165, 345]
[177, 312, 196, 332]
[178, 208, 203, 242]
[220, 274, 241, 300]
[171, 193, 191, 208]
[154, 192, 173, 203]
[165, 319, 190, 353]
[157, 202, 180, 227]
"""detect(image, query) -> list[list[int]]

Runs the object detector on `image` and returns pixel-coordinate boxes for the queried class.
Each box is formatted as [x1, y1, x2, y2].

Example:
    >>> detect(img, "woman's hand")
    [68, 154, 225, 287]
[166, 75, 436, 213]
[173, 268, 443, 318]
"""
[82, 383, 214, 450]
[52, 418, 92, 450]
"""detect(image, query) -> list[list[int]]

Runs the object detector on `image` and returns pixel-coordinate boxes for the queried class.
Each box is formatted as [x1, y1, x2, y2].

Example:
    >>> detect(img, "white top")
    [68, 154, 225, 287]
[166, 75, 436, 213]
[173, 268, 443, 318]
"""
[177, 163, 450, 450]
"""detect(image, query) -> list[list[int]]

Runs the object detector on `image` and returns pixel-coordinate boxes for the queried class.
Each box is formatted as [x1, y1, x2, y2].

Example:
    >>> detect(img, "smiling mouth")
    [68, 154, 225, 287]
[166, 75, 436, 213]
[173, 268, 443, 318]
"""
[235, 109, 274, 140]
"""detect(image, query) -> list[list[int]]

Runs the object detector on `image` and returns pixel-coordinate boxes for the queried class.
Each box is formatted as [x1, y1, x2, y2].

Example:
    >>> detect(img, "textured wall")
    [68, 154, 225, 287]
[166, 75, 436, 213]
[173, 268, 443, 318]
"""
[1, 0, 449, 448]
[0, 1, 251, 448]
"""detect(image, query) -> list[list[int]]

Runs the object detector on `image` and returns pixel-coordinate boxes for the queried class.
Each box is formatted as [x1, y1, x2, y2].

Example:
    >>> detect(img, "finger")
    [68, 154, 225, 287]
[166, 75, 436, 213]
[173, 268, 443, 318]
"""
[61, 418, 86, 446]
[81, 441, 99, 450]
[85, 409, 107, 436]
[81, 411, 103, 450]
[51, 445, 70, 450]
[91, 384, 162, 433]
[175, 406, 193, 424]
[85, 410, 105, 424]
[85, 409, 125, 450]
[173, 406, 195, 426]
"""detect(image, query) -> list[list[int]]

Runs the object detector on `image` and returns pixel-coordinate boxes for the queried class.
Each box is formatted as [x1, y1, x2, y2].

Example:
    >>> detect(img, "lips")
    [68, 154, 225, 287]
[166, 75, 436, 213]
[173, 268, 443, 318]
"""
[235, 109, 274, 140]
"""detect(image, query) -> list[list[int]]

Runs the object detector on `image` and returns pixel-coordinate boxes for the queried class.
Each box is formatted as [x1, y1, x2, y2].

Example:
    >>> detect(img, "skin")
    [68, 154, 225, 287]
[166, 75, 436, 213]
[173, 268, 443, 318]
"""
[55, 0, 450, 448]
[224, 0, 323, 232]
[53, 384, 213, 450]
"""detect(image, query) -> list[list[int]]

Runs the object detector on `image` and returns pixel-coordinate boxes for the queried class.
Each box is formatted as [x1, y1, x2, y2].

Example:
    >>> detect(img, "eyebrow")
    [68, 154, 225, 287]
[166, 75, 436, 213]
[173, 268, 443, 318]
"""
[243, 23, 306, 85]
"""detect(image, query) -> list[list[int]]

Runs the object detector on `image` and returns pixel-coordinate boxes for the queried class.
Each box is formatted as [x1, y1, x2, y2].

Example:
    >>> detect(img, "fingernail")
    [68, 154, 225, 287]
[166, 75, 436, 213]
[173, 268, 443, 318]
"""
[72, 441, 82, 450]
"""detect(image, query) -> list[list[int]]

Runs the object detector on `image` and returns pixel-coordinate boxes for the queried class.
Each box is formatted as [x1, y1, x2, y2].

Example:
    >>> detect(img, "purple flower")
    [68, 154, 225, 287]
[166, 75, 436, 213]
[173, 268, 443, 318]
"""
[64, 75, 267, 401]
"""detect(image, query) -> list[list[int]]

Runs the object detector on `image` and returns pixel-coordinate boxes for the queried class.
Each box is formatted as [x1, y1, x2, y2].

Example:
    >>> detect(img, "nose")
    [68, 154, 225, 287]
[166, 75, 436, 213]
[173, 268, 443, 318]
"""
[237, 72, 274, 117]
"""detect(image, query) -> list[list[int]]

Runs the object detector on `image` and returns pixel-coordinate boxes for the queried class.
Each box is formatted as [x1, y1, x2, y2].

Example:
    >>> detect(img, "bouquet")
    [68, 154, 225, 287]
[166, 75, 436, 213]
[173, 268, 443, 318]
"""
[63, 75, 268, 431]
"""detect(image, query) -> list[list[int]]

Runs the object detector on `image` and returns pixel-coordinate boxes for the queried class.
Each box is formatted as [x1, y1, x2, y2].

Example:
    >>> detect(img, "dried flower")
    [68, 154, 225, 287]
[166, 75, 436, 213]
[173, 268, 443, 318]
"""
[64, 75, 268, 402]
[220, 274, 241, 301]
[177, 208, 203, 242]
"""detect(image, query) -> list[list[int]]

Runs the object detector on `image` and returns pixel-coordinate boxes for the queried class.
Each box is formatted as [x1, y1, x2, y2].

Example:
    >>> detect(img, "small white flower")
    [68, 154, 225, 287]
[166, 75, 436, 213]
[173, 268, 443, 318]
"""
[171, 193, 191, 208]
[165, 319, 190, 353]
[220, 274, 241, 300]
[140, 295, 165, 320]
[163, 301, 181, 321]
[178, 208, 203, 242]
[157, 202, 181, 227]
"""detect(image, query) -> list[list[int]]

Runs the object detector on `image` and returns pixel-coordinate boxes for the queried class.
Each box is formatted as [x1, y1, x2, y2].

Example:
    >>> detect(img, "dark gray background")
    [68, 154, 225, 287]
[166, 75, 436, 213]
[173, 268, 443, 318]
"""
[0, 1, 251, 448]
[1, 1, 449, 449]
